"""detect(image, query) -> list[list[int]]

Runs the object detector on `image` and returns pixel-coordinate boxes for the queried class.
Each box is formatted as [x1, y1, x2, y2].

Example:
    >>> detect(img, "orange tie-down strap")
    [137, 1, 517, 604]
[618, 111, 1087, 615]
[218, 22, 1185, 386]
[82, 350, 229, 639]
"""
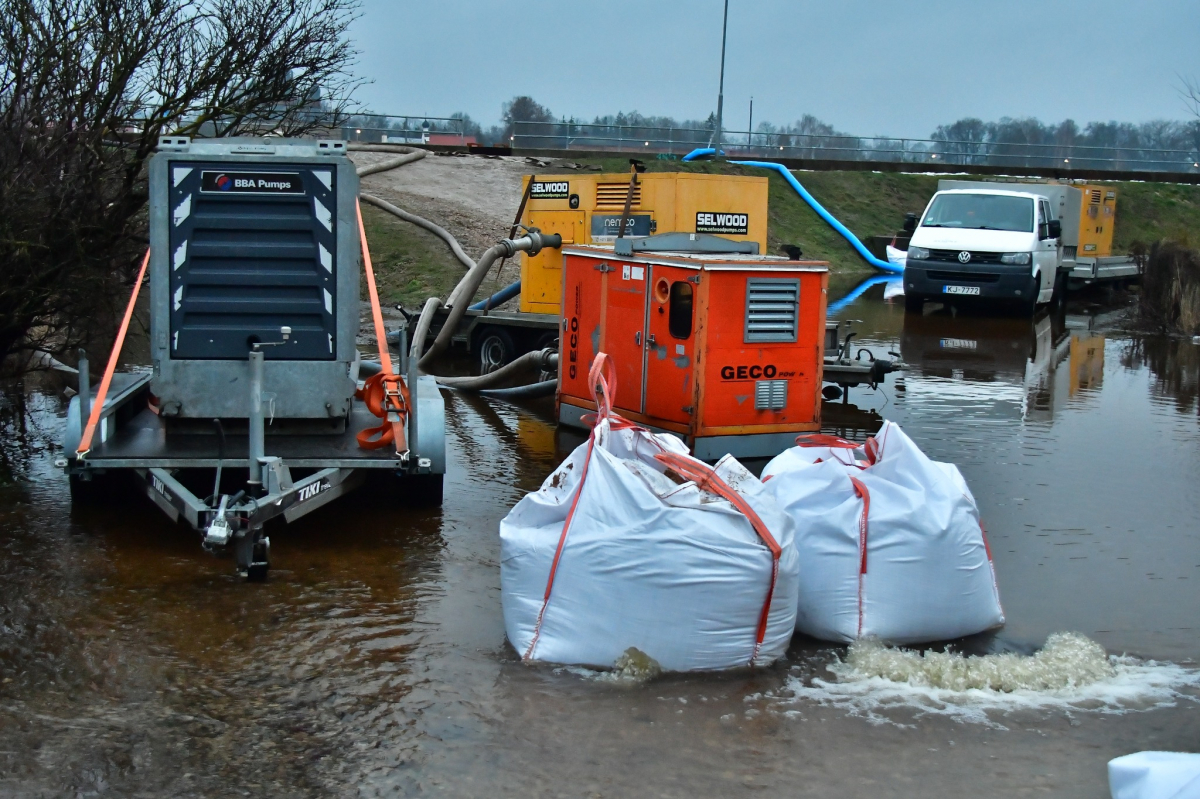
[355, 198, 410, 454]
[653, 450, 783, 662]
[356, 372, 411, 451]
[77, 248, 151, 457]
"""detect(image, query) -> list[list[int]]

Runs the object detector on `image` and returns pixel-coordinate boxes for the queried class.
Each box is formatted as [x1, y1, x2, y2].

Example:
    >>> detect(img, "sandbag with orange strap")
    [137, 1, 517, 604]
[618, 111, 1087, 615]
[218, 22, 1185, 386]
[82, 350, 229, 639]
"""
[761, 420, 1004, 644]
[500, 352, 799, 672]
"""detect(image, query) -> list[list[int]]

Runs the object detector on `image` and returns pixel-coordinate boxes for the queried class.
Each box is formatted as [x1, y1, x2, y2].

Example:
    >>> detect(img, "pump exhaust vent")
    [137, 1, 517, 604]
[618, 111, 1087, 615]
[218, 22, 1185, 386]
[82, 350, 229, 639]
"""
[744, 278, 800, 343]
[595, 182, 642, 210]
[755, 379, 788, 411]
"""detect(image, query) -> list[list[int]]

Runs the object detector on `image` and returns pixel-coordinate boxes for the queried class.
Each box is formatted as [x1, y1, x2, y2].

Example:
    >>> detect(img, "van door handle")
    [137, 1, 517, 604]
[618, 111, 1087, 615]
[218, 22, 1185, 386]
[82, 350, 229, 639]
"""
[647, 334, 657, 347]
[634, 332, 641, 346]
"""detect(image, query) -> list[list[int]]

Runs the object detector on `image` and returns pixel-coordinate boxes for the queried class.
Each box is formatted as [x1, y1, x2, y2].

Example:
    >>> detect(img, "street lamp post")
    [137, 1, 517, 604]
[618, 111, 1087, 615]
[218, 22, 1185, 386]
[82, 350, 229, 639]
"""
[713, 0, 729, 151]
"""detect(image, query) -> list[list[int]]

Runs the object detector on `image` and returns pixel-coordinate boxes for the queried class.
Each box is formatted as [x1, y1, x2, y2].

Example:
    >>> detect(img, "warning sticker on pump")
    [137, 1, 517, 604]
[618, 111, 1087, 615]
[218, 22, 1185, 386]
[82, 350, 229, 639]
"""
[695, 211, 749, 235]
[530, 180, 569, 199]
[943, 285, 981, 295]
[201, 171, 304, 194]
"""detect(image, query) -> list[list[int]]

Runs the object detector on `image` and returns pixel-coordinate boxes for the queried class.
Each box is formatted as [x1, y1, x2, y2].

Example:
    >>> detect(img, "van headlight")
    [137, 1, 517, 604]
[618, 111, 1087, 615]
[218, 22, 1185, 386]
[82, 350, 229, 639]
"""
[1000, 252, 1031, 265]
[907, 246, 930, 260]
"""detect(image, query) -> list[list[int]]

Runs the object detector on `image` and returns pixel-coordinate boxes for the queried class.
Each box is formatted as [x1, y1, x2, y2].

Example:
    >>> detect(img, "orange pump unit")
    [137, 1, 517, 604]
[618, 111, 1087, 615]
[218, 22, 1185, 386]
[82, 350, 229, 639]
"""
[557, 235, 829, 460]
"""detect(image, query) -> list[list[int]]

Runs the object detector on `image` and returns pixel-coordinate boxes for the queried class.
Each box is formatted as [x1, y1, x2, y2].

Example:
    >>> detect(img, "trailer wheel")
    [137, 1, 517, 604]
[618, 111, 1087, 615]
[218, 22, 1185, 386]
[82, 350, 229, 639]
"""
[402, 473, 444, 507]
[69, 469, 121, 506]
[474, 327, 515, 373]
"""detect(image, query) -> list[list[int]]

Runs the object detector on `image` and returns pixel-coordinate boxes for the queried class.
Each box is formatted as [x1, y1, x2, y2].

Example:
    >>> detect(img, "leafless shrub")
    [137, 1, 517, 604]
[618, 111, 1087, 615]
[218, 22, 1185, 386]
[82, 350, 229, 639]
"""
[0, 0, 360, 373]
[1138, 240, 1200, 335]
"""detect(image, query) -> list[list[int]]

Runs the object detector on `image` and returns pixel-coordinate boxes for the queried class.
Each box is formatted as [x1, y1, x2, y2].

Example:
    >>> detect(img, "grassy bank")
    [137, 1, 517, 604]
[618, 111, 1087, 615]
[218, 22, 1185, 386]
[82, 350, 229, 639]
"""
[364, 157, 1200, 306]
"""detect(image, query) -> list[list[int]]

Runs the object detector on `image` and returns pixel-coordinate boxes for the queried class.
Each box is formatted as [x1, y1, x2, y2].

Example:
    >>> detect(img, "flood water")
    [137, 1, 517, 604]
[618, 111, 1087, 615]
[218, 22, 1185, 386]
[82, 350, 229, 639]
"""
[1, 283, 1198, 797]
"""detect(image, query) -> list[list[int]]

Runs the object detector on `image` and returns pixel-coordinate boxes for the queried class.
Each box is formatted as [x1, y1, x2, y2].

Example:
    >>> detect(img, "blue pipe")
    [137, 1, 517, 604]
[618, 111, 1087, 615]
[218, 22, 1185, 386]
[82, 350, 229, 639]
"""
[681, 148, 720, 162]
[469, 280, 522, 311]
[826, 274, 902, 316]
[680, 148, 903, 274]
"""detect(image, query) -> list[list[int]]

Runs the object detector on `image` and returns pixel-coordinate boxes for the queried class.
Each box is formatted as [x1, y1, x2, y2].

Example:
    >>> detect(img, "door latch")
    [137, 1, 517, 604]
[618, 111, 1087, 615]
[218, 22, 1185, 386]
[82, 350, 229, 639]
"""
[647, 333, 657, 347]
[595, 262, 615, 273]
[634, 331, 641, 346]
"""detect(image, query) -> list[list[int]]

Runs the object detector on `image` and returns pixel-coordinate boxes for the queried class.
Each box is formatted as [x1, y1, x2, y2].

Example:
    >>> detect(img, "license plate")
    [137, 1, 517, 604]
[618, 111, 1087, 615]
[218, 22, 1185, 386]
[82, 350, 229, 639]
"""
[943, 285, 981, 296]
[939, 338, 977, 349]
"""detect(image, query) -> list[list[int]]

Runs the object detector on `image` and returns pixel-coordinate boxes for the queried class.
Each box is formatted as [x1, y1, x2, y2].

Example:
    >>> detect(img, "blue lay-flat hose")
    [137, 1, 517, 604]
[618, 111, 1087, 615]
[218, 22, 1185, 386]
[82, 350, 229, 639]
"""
[681, 148, 903, 274]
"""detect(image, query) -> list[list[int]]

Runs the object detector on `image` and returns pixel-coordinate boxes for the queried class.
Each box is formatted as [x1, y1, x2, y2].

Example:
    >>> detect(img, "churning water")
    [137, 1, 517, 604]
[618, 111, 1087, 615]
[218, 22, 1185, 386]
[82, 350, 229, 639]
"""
[776, 633, 1200, 728]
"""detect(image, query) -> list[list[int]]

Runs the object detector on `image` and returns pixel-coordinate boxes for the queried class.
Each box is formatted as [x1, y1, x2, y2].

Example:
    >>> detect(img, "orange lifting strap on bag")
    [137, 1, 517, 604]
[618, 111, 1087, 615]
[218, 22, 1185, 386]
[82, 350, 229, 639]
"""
[354, 199, 410, 453]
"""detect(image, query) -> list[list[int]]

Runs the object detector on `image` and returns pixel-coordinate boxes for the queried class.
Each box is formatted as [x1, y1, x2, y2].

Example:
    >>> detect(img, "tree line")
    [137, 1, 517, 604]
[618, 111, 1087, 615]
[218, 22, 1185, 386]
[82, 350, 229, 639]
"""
[351, 95, 1200, 167]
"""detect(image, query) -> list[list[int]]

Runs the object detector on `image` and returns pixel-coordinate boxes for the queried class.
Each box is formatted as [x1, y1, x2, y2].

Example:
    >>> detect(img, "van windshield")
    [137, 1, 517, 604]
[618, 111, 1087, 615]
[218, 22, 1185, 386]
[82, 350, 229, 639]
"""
[921, 193, 1034, 232]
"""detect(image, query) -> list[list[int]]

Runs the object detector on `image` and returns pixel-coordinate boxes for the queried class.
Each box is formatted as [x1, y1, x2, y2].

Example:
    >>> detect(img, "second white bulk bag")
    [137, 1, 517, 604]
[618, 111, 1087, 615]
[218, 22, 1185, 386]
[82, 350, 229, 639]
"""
[501, 354, 799, 672]
[761, 421, 1003, 645]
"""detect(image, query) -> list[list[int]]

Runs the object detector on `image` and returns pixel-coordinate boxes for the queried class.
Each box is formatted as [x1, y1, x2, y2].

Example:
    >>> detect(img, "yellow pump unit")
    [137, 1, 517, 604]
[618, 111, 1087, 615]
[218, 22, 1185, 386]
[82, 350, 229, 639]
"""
[518, 171, 769, 314]
[1075, 184, 1117, 258]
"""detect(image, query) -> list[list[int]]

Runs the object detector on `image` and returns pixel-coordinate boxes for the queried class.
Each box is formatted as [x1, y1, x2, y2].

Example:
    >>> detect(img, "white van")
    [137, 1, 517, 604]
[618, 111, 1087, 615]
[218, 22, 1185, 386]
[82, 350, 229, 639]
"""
[904, 188, 1065, 314]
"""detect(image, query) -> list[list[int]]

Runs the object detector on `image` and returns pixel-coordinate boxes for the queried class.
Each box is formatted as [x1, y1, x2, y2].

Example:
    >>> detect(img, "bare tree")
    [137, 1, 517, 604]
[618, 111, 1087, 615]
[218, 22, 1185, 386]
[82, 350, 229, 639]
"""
[0, 0, 361, 372]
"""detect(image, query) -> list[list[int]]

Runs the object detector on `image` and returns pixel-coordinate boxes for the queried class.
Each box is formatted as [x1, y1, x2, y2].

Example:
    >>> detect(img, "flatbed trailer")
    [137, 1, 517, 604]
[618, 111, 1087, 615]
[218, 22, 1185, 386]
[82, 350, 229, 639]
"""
[1068, 255, 1140, 288]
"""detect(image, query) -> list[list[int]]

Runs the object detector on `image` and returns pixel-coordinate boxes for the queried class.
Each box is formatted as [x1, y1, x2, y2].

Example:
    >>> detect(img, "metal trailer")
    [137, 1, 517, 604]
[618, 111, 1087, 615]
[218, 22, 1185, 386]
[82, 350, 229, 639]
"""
[59, 137, 445, 580]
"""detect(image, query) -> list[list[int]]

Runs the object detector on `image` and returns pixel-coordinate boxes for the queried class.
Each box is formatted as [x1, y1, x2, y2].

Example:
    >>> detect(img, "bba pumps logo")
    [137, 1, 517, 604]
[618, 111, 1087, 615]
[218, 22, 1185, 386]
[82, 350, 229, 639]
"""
[214, 174, 233, 191]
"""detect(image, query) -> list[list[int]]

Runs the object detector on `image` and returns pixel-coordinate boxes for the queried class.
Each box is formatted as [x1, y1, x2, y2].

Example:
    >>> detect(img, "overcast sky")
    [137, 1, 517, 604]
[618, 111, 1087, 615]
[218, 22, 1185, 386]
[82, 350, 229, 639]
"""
[349, 0, 1199, 138]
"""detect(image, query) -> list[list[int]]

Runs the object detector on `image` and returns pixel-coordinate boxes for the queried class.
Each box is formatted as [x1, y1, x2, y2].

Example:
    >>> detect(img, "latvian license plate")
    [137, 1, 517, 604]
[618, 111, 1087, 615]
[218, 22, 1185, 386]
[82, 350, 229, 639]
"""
[943, 285, 981, 295]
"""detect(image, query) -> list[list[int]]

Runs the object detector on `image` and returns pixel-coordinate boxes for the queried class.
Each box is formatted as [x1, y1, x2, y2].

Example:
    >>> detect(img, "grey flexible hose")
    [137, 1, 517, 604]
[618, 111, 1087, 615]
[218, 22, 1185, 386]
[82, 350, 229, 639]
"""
[409, 296, 442, 363]
[417, 241, 511, 370]
[477, 379, 557, 399]
[360, 193, 475, 273]
[355, 150, 426, 177]
[436, 349, 558, 390]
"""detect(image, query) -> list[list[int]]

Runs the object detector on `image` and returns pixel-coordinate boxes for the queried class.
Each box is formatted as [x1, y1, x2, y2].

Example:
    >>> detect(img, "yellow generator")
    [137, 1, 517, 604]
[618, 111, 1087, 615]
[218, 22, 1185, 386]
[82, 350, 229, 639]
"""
[518, 171, 769, 314]
[1075, 184, 1117, 257]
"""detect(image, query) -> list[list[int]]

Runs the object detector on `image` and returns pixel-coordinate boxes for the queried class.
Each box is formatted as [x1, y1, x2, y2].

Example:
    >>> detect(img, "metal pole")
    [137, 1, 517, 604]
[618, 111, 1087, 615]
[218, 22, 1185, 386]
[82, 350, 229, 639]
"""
[714, 0, 729, 151]
[248, 349, 265, 491]
[407, 340, 419, 464]
[748, 96, 753, 150]
[77, 349, 90, 439]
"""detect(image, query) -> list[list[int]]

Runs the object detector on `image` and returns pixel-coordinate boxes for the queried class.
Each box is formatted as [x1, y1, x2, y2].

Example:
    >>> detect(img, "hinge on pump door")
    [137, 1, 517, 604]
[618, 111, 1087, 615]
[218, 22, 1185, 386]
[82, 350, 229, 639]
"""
[687, 275, 701, 284]
[595, 262, 615, 273]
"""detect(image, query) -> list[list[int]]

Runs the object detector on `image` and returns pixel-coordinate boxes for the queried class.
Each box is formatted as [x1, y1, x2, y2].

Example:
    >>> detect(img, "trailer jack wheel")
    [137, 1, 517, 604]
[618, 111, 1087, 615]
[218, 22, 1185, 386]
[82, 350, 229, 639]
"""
[235, 532, 271, 582]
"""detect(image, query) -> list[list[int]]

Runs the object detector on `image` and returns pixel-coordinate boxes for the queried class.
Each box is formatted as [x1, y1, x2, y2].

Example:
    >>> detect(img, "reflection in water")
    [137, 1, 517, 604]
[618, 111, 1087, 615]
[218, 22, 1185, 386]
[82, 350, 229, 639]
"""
[0, 290, 1196, 795]
[1120, 336, 1200, 414]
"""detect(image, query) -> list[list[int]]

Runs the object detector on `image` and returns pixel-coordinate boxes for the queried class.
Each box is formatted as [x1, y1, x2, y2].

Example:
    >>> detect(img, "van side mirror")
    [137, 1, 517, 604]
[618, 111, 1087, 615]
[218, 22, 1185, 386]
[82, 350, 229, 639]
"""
[903, 212, 918, 233]
[1046, 219, 1062, 240]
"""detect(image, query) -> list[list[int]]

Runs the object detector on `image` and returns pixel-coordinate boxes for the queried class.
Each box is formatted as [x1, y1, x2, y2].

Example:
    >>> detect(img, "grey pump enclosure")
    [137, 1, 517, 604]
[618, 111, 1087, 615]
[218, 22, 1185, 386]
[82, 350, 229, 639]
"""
[148, 137, 360, 421]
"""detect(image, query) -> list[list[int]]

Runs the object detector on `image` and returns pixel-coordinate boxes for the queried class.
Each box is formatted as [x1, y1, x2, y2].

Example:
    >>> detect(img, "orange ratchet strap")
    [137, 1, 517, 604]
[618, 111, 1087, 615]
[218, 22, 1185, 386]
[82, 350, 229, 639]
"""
[355, 199, 410, 454]
[76, 248, 150, 458]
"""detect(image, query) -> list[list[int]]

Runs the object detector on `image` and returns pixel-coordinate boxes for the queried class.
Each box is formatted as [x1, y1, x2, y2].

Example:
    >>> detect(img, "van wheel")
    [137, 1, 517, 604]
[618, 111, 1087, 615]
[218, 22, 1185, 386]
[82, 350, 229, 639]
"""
[474, 326, 515, 373]
[1051, 271, 1068, 307]
[1020, 274, 1040, 315]
[904, 293, 924, 314]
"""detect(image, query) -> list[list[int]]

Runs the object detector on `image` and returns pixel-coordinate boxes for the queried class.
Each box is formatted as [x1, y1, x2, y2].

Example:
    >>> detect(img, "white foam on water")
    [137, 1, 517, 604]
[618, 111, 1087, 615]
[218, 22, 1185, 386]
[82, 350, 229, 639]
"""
[772, 633, 1200, 728]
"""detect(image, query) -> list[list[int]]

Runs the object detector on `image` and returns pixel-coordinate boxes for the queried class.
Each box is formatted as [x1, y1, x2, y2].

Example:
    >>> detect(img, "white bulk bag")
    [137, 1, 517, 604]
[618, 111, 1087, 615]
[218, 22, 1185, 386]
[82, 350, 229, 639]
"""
[1109, 752, 1200, 799]
[761, 421, 1003, 644]
[501, 354, 799, 672]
